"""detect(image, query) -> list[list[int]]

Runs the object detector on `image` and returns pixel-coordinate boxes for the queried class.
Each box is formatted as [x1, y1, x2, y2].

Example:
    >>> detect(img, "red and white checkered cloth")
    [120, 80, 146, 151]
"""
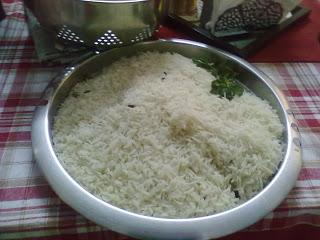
[0, 1, 320, 240]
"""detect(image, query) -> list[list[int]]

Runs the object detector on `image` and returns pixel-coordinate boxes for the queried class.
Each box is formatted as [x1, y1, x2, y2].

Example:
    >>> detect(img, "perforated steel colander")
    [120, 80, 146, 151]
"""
[24, 0, 159, 50]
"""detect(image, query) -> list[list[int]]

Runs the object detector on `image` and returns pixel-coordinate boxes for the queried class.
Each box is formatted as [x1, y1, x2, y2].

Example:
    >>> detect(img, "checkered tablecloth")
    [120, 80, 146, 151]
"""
[0, 1, 320, 240]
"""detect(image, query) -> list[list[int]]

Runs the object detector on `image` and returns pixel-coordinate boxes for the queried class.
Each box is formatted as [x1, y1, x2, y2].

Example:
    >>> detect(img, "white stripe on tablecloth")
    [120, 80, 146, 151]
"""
[0, 160, 42, 180]
[296, 180, 320, 187]
[0, 198, 54, 210]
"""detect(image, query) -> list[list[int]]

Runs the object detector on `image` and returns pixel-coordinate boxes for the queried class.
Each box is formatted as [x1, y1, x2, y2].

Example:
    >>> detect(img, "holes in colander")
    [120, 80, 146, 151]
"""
[94, 30, 123, 47]
[57, 25, 84, 44]
[130, 26, 153, 43]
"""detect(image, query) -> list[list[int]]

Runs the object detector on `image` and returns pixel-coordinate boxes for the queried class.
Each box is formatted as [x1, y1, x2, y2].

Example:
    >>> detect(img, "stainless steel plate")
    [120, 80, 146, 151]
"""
[32, 39, 301, 240]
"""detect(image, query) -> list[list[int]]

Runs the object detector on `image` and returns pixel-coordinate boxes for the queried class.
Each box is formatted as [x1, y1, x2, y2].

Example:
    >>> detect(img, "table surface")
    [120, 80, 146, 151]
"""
[0, 1, 320, 240]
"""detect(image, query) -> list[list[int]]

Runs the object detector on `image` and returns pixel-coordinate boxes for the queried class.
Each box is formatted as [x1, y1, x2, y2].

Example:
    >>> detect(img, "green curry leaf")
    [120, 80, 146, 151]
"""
[193, 59, 244, 100]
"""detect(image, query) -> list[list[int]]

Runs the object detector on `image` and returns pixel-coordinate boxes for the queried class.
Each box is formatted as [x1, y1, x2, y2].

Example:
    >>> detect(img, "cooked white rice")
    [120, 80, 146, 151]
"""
[53, 52, 284, 218]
